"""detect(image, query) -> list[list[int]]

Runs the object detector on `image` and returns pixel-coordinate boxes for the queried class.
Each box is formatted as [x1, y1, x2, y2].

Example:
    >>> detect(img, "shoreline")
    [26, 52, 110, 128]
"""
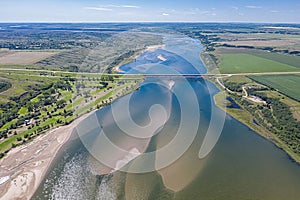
[0, 70, 143, 199]
[207, 72, 300, 165]
[213, 91, 300, 165]
[112, 44, 165, 73]
[0, 42, 156, 198]
[0, 112, 92, 199]
[199, 46, 300, 165]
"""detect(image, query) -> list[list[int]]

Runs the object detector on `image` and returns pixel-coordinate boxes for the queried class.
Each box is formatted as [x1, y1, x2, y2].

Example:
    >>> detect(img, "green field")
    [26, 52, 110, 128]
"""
[219, 53, 300, 73]
[252, 52, 300, 68]
[249, 74, 300, 101]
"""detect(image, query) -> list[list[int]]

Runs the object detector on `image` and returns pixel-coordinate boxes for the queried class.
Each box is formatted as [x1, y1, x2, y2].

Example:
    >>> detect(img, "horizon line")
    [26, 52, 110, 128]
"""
[0, 21, 299, 25]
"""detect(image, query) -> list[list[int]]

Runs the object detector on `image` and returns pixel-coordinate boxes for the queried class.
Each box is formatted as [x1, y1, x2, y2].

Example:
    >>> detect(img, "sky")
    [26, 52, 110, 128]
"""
[0, 0, 299, 23]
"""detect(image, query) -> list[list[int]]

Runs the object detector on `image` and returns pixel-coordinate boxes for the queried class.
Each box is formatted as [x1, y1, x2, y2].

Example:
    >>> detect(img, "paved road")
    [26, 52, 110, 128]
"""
[0, 67, 300, 77]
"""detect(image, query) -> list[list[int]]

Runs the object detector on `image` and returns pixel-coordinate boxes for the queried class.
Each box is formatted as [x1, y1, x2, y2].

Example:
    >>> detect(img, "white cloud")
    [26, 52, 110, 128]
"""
[245, 5, 262, 9]
[196, 10, 211, 15]
[162, 13, 169, 16]
[84, 7, 113, 11]
[84, 4, 140, 11]
[231, 6, 239, 10]
[122, 5, 140, 8]
[98, 4, 139, 8]
[270, 10, 280, 13]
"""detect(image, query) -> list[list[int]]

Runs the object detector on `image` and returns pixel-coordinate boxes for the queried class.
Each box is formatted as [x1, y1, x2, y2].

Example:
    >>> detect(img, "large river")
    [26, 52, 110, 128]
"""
[33, 34, 300, 200]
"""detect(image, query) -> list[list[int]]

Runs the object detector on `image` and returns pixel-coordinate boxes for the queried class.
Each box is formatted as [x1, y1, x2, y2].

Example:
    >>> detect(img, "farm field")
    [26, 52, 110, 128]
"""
[216, 47, 300, 69]
[218, 39, 300, 48]
[0, 51, 57, 65]
[219, 53, 300, 73]
[215, 31, 300, 52]
[251, 52, 300, 68]
[248, 74, 300, 101]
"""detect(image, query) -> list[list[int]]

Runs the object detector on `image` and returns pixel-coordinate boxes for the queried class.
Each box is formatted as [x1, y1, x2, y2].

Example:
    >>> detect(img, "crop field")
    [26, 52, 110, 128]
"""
[251, 52, 300, 68]
[217, 48, 300, 69]
[0, 51, 57, 65]
[218, 53, 300, 73]
[219, 39, 300, 48]
[248, 74, 300, 101]
[215, 31, 300, 52]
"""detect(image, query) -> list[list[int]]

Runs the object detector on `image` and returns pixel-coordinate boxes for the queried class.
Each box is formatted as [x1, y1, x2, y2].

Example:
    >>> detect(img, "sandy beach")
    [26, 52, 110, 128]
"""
[112, 44, 165, 73]
[0, 113, 91, 200]
[113, 65, 125, 73]
[144, 44, 165, 52]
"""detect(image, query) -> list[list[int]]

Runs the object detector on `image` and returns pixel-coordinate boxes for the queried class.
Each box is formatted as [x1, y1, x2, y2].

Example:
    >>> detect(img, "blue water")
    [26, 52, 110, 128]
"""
[33, 34, 300, 200]
[120, 35, 206, 75]
[226, 97, 242, 109]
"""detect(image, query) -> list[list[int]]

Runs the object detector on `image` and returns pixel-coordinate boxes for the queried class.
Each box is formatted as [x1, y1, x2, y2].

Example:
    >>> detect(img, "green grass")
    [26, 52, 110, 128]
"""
[18, 107, 28, 116]
[251, 52, 300, 68]
[0, 119, 17, 131]
[214, 91, 300, 164]
[219, 53, 300, 73]
[214, 92, 267, 138]
[248, 74, 300, 102]
[0, 116, 66, 152]
[223, 75, 253, 84]
[30, 95, 41, 103]
[0, 72, 48, 102]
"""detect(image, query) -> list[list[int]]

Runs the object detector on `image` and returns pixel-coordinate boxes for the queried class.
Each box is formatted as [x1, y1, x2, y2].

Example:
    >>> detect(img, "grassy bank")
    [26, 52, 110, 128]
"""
[214, 91, 300, 164]
[200, 48, 300, 164]
[0, 71, 143, 158]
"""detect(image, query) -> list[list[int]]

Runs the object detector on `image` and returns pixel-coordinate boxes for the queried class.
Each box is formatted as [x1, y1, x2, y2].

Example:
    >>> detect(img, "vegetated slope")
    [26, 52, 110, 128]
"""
[0, 81, 12, 93]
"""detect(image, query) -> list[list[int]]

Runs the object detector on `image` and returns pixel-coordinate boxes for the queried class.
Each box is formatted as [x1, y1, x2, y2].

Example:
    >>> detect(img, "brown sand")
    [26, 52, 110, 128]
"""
[0, 113, 91, 200]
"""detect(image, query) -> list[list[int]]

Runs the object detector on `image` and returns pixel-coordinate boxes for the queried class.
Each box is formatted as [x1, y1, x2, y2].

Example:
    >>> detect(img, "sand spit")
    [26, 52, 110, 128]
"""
[0, 113, 91, 200]
[145, 44, 165, 52]
[112, 44, 165, 73]
[157, 54, 167, 61]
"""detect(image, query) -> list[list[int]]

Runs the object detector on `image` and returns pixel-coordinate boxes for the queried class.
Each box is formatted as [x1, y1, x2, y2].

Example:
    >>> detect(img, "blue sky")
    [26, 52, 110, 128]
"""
[0, 0, 299, 23]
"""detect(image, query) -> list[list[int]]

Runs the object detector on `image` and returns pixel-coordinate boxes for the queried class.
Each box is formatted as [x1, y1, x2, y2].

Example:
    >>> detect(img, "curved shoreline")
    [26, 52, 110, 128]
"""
[0, 113, 92, 199]
[0, 42, 165, 199]
[205, 55, 300, 165]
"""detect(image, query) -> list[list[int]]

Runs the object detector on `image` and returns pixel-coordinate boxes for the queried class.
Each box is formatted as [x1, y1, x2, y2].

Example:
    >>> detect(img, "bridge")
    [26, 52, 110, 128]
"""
[0, 67, 299, 79]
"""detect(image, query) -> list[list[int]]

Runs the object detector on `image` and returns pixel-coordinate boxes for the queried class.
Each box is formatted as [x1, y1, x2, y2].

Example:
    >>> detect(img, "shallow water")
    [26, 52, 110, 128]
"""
[33, 34, 300, 200]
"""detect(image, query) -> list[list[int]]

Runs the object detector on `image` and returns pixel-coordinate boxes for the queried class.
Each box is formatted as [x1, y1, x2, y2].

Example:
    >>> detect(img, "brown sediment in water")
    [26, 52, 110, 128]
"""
[157, 153, 207, 192]
[155, 127, 209, 192]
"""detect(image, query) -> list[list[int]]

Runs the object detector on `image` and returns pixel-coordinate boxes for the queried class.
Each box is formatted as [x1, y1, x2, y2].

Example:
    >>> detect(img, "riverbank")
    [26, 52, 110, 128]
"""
[112, 44, 165, 73]
[209, 77, 300, 165]
[0, 113, 91, 199]
[199, 45, 300, 164]
[0, 74, 142, 199]
[213, 91, 300, 165]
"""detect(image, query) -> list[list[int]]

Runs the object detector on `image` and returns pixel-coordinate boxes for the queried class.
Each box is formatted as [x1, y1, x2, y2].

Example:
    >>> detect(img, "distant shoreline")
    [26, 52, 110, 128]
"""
[112, 44, 165, 73]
